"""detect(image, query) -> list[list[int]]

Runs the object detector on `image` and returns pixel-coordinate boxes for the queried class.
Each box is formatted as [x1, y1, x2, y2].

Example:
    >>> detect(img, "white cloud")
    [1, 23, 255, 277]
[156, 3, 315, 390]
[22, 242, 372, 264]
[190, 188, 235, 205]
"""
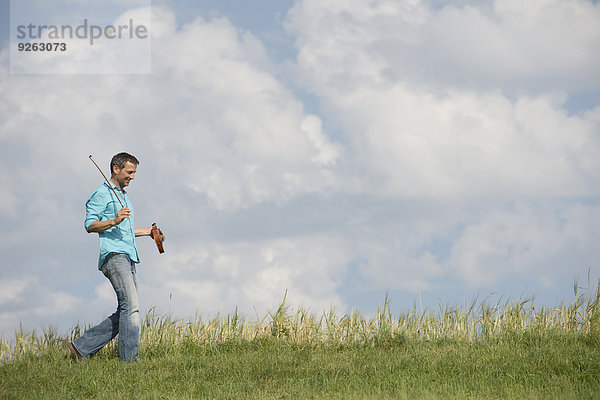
[0, 278, 78, 334]
[301, 114, 340, 165]
[282, 0, 600, 301]
[138, 233, 350, 318]
[449, 203, 600, 287]
[0, 185, 18, 219]
[0, 279, 30, 306]
[287, 0, 600, 91]
[339, 87, 599, 199]
[0, 1, 598, 336]
[142, 9, 342, 210]
[1, 7, 342, 210]
[286, 0, 600, 201]
[424, 0, 600, 90]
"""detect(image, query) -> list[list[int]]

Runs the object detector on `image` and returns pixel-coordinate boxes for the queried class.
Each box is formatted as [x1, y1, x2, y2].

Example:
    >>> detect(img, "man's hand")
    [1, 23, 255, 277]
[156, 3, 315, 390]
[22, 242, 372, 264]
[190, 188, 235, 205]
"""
[114, 207, 131, 225]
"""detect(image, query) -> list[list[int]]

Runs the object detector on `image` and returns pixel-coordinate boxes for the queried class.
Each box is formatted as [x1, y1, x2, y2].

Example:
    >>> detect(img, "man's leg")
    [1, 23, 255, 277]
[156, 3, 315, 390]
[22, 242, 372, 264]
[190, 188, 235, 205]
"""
[72, 254, 139, 361]
[104, 254, 140, 362]
[71, 312, 119, 359]
[71, 255, 122, 358]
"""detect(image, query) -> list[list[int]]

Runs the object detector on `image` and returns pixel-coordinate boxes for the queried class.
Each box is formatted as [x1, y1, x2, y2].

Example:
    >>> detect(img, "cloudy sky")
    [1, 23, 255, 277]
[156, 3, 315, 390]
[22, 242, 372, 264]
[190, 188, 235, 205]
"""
[1, 0, 599, 336]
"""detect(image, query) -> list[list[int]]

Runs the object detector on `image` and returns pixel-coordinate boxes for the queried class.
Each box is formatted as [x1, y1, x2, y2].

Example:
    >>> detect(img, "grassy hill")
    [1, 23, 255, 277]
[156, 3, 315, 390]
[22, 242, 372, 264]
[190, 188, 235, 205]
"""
[2, 288, 600, 399]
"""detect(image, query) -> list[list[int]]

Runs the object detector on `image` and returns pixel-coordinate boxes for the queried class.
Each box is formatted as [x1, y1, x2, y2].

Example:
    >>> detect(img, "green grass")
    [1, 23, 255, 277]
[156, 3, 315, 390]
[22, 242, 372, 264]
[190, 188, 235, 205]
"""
[2, 285, 600, 399]
[1, 332, 599, 399]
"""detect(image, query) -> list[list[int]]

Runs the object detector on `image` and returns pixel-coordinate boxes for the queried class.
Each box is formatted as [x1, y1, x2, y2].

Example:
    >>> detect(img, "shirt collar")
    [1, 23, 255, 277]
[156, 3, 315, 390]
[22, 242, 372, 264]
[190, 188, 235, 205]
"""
[104, 181, 127, 195]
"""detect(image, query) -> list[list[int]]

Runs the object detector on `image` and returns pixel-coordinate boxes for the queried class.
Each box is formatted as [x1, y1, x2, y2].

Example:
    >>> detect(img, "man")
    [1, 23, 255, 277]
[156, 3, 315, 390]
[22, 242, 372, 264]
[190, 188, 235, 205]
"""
[68, 152, 153, 362]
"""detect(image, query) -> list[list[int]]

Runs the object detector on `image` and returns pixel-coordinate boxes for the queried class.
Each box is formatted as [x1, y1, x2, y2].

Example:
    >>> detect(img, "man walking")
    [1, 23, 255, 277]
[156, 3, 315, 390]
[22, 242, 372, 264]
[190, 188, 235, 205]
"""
[68, 152, 153, 362]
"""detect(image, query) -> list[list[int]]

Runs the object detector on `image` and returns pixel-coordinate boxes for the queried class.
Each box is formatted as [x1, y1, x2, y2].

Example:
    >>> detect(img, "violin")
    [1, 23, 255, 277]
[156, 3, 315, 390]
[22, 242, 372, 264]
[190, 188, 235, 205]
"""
[151, 223, 166, 254]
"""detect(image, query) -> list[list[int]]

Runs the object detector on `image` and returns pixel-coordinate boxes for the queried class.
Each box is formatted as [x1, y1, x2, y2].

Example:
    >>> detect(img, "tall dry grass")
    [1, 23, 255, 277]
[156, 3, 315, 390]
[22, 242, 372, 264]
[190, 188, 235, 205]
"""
[2, 281, 599, 363]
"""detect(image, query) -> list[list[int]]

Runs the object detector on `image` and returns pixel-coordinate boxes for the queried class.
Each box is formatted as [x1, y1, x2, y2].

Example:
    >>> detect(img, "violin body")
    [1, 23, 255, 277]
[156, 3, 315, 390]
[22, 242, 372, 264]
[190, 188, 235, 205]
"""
[151, 223, 166, 254]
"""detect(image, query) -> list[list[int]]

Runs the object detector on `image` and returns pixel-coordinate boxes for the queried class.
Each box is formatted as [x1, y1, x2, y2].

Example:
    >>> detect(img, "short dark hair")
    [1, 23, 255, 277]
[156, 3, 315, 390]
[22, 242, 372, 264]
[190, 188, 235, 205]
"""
[110, 152, 139, 175]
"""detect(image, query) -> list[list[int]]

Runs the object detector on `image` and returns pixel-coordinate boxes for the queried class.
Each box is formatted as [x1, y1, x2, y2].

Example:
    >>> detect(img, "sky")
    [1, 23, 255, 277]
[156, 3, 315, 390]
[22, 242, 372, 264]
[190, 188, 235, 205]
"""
[0, 0, 599, 337]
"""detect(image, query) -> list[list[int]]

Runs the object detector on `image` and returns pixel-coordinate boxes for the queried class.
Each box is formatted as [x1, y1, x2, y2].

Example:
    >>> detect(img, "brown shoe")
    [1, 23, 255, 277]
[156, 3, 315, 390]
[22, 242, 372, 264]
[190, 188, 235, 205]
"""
[67, 341, 84, 361]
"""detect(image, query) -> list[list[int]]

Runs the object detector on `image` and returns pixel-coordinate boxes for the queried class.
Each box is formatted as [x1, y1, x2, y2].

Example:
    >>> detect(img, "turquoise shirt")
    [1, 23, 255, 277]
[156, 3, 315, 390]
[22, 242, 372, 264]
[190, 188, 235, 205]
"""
[85, 182, 140, 269]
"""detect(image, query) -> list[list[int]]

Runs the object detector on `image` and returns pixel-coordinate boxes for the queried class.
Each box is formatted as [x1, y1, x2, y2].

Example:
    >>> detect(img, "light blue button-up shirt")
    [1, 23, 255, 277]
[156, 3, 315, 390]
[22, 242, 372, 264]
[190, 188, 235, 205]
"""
[85, 182, 140, 269]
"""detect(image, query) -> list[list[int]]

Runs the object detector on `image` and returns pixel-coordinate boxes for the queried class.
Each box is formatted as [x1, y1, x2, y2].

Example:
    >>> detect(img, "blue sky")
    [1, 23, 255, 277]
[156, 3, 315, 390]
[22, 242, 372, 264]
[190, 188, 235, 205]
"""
[1, 0, 599, 336]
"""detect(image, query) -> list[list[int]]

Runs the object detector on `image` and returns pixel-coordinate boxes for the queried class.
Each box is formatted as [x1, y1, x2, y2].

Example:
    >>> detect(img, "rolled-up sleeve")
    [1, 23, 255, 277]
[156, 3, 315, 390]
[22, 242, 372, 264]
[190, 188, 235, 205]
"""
[85, 188, 107, 231]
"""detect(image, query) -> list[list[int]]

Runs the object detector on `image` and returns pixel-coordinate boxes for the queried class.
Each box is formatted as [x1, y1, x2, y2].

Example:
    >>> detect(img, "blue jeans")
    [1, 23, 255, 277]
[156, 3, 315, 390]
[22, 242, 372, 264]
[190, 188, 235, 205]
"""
[73, 253, 140, 362]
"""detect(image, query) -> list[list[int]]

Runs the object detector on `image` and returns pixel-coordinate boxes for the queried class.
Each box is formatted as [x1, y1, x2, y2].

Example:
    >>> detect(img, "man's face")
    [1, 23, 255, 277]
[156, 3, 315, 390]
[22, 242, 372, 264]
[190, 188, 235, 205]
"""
[113, 161, 137, 189]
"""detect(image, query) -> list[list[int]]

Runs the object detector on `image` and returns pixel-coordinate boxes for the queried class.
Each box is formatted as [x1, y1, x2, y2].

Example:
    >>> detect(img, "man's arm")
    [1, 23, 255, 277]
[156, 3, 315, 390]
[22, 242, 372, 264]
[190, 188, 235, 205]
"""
[86, 207, 131, 233]
[135, 228, 152, 237]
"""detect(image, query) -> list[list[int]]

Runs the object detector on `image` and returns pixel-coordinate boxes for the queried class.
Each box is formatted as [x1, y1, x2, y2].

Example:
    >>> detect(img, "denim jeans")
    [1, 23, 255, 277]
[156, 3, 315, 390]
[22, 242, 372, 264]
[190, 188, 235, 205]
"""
[73, 253, 140, 362]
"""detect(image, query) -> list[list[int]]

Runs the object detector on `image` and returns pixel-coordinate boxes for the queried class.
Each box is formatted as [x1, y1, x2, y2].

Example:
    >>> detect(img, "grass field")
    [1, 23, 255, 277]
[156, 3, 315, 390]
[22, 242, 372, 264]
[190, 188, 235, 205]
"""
[2, 285, 600, 399]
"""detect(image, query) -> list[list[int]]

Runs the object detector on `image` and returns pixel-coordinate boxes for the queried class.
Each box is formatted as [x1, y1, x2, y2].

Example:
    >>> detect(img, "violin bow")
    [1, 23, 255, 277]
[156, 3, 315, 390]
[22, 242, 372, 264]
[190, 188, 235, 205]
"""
[88, 154, 124, 208]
